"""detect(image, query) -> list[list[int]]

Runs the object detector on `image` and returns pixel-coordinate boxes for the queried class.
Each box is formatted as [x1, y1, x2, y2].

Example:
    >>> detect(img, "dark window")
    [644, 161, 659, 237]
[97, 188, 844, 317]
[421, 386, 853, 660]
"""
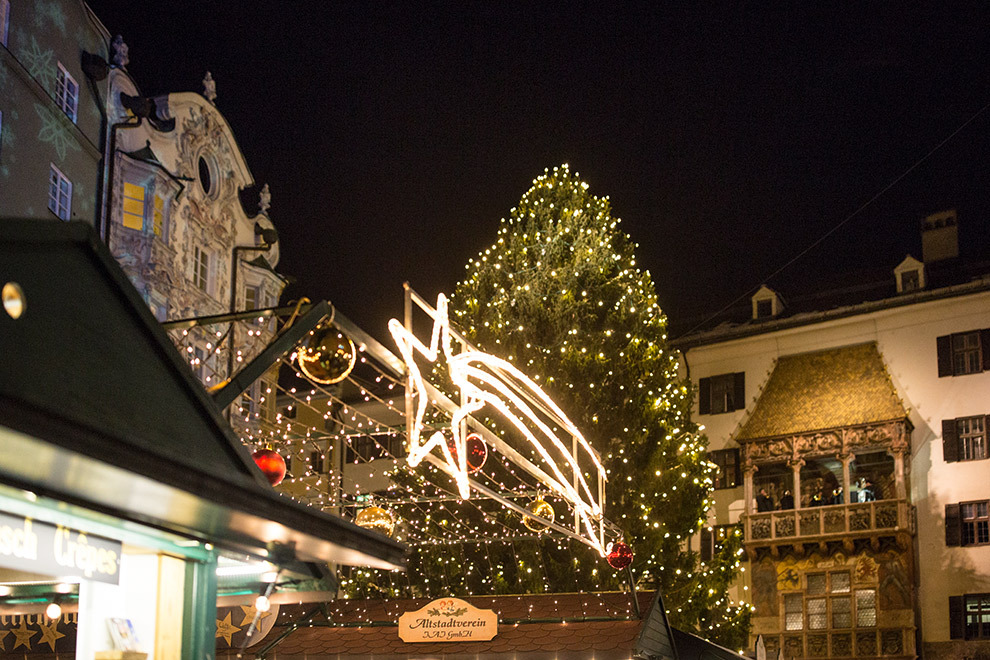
[962, 502, 990, 546]
[709, 448, 741, 489]
[943, 416, 989, 463]
[756, 298, 773, 318]
[700, 524, 738, 562]
[900, 270, 920, 291]
[937, 330, 990, 377]
[698, 372, 745, 415]
[946, 501, 990, 547]
[346, 433, 405, 463]
[950, 594, 990, 639]
[310, 450, 324, 473]
[198, 156, 212, 195]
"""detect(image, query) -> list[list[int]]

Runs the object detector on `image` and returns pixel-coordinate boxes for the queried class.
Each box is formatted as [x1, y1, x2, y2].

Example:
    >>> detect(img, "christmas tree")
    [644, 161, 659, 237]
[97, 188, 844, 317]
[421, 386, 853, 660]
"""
[446, 164, 752, 646]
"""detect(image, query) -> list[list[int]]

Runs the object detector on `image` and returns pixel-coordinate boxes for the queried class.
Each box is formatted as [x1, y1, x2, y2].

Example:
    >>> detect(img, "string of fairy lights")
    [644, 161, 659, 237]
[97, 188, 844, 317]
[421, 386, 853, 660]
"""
[165, 164, 754, 645]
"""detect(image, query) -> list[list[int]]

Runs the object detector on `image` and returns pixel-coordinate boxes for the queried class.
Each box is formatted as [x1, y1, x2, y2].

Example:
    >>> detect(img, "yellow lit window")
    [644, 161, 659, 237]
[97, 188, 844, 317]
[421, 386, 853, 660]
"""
[122, 182, 145, 230]
[153, 194, 164, 237]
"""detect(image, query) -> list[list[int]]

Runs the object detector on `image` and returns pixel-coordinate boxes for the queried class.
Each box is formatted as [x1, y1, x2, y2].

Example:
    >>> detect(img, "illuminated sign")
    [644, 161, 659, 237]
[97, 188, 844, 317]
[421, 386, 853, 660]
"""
[389, 293, 607, 556]
[0, 511, 121, 584]
[398, 597, 497, 642]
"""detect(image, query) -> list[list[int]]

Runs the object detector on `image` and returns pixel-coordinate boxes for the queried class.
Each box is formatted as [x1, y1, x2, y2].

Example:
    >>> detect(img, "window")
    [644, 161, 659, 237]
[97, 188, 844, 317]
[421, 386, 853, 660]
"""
[122, 182, 145, 230]
[152, 194, 165, 237]
[346, 434, 405, 463]
[55, 63, 79, 122]
[756, 298, 773, 319]
[937, 330, 990, 377]
[942, 416, 988, 463]
[698, 372, 745, 415]
[784, 572, 871, 633]
[785, 593, 804, 631]
[1, 0, 9, 48]
[48, 164, 71, 220]
[699, 524, 738, 562]
[709, 448, 741, 489]
[950, 593, 990, 639]
[192, 245, 211, 293]
[899, 269, 920, 292]
[962, 502, 990, 546]
[946, 500, 990, 547]
[310, 450, 324, 473]
[245, 285, 261, 310]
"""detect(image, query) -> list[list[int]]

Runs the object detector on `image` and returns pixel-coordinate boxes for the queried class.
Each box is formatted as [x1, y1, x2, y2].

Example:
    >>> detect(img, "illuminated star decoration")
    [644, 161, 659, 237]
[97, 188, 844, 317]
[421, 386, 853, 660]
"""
[389, 293, 608, 556]
[11, 618, 37, 650]
[215, 611, 242, 645]
[37, 618, 65, 651]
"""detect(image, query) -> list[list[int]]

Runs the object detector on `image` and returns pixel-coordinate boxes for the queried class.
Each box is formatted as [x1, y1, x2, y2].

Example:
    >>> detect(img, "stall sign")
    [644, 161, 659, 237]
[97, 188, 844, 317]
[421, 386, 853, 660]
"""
[398, 597, 497, 642]
[0, 511, 121, 584]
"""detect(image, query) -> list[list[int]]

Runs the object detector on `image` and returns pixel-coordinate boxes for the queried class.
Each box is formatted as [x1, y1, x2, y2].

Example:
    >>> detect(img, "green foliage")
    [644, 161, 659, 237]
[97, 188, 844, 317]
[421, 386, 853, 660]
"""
[341, 164, 750, 646]
[449, 164, 750, 643]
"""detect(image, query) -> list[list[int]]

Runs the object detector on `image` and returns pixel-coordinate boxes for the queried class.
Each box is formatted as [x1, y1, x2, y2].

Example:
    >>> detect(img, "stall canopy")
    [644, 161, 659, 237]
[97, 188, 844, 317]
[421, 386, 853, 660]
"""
[0, 220, 405, 571]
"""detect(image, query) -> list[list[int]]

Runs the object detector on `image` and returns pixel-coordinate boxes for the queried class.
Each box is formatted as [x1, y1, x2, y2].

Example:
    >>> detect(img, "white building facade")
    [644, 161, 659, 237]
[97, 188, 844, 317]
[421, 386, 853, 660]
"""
[676, 212, 990, 660]
[103, 60, 284, 439]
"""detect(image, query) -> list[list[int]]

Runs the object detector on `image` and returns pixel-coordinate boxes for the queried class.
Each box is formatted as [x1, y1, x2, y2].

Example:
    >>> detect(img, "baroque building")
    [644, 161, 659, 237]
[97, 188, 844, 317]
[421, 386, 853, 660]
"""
[104, 48, 284, 439]
[675, 210, 990, 660]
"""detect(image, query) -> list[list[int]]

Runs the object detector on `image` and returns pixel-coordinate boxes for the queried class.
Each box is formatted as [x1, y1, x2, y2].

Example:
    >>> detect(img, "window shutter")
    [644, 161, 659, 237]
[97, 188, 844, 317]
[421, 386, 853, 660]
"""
[942, 419, 959, 463]
[936, 335, 953, 377]
[981, 329, 990, 372]
[949, 595, 964, 639]
[945, 503, 961, 547]
[699, 378, 711, 415]
[733, 372, 746, 412]
[700, 527, 713, 562]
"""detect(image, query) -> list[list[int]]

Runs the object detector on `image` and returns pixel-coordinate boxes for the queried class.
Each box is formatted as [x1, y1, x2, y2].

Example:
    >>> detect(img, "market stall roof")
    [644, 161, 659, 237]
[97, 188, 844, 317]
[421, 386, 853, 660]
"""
[735, 342, 907, 441]
[220, 591, 741, 660]
[0, 220, 405, 571]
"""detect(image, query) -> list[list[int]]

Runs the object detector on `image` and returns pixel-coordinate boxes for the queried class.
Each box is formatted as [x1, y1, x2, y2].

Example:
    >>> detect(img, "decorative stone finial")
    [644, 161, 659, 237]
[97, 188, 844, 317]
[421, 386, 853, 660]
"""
[259, 184, 271, 214]
[202, 71, 217, 104]
[111, 35, 129, 68]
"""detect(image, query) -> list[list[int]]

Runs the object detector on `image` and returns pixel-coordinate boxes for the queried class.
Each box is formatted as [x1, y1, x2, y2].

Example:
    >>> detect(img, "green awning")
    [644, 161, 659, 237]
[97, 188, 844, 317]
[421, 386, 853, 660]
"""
[0, 220, 405, 571]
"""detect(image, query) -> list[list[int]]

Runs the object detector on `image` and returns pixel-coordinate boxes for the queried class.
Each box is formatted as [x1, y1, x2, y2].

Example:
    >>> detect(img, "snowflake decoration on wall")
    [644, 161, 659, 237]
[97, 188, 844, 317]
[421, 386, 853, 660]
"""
[35, 104, 80, 161]
[17, 37, 56, 91]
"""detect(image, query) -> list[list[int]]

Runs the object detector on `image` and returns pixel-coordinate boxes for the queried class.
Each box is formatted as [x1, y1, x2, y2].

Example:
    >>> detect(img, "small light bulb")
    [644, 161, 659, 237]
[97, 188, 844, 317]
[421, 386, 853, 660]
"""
[255, 595, 271, 612]
[46, 602, 62, 619]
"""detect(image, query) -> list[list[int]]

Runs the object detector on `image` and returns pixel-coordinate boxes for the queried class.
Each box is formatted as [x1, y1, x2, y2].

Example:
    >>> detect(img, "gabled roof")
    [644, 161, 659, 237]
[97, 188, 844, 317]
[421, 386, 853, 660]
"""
[0, 220, 404, 570]
[735, 343, 907, 441]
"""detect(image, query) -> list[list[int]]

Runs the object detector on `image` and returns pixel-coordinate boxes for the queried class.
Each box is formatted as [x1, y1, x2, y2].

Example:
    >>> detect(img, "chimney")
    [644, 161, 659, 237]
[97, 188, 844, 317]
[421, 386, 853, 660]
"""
[920, 209, 959, 263]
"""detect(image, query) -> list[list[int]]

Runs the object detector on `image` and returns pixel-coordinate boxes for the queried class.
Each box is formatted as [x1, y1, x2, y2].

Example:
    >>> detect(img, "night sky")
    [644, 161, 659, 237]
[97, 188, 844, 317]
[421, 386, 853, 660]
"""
[86, 2, 990, 339]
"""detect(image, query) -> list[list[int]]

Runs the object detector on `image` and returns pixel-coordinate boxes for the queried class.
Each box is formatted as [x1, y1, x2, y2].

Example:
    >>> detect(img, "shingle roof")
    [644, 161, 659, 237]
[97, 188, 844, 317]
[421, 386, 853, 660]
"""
[218, 592, 653, 660]
[735, 342, 907, 441]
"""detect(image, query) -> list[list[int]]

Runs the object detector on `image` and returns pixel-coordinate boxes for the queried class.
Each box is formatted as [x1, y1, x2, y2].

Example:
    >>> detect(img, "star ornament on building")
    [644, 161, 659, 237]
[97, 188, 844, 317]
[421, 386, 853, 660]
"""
[389, 293, 607, 555]
[10, 618, 37, 650]
[215, 611, 242, 645]
[37, 618, 65, 651]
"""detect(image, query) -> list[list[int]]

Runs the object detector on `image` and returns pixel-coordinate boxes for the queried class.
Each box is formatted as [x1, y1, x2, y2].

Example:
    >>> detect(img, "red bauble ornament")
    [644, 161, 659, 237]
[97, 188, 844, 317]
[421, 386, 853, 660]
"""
[446, 433, 489, 474]
[606, 541, 633, 570]
[252, 448, 286, 486]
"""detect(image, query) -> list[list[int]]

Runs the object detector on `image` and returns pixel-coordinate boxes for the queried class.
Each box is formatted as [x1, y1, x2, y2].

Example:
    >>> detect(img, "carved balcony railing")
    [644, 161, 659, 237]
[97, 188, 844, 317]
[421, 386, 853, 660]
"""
[744, 499, 913, 547]
[757, 627, 913, 660]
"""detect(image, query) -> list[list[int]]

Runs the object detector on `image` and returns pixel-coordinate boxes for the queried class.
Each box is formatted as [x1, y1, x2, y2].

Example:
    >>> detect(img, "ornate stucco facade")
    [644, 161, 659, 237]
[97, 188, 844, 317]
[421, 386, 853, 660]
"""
[104, 56, 284, 439]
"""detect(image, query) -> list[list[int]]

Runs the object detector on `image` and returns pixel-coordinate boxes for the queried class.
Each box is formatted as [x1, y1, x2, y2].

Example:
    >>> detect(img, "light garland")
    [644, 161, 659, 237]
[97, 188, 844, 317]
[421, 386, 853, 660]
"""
[389, 293, 608, 555]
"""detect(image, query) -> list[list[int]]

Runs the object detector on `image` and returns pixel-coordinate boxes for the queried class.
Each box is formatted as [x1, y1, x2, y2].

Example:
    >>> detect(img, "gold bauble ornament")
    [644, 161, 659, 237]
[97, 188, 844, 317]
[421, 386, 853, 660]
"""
[522, 498, 555, 533]
[297, 326, 356, 385]
[354, 506, 395, 538]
